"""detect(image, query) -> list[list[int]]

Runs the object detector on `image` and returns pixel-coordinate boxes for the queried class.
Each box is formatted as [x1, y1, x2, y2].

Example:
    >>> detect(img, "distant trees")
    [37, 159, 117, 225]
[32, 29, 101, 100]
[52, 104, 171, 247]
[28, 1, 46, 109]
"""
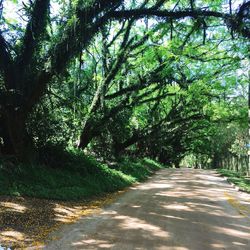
[182, 66, 248, 171]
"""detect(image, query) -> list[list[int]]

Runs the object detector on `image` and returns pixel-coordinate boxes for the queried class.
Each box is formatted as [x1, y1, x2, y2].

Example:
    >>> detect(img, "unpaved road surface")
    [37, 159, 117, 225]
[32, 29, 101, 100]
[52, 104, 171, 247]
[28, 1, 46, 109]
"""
[45, 169, 250, 250]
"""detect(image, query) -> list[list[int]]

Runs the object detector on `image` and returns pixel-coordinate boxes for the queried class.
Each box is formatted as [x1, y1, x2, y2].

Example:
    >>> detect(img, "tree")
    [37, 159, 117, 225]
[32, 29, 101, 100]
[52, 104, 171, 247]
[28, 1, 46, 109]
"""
[0, 0, 249, 162]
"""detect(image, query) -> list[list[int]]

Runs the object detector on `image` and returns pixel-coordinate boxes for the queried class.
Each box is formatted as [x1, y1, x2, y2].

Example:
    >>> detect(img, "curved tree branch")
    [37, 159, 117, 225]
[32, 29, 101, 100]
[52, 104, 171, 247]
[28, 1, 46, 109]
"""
[0, 31, 13, 88]
[17, 0, 50, 68]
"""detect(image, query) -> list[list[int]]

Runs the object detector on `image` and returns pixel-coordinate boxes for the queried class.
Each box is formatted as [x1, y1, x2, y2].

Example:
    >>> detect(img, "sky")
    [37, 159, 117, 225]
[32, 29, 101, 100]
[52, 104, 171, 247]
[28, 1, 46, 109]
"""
[2, 0, 60, 26]
[2, 0, 245, 24]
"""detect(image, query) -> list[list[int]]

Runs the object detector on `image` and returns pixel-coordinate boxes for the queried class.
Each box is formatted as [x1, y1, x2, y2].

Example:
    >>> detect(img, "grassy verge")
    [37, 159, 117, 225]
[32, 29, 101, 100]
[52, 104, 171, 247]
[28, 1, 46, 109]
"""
[217, 169, 250, 193]
[115, 157, 164, 182]
[0, 150, 165, 200]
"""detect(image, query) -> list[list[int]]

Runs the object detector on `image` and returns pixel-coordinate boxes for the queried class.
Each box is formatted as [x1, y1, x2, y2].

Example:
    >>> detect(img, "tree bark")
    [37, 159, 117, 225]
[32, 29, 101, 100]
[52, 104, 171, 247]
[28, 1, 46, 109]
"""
[1, 109, 36, 162]
[248, 70, 250, 176]
[78, 119, 101, 150]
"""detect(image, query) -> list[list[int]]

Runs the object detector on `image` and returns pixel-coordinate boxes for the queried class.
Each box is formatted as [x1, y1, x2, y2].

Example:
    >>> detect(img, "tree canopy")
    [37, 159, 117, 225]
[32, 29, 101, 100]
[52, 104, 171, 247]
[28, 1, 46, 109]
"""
[0, 0, 249, 174]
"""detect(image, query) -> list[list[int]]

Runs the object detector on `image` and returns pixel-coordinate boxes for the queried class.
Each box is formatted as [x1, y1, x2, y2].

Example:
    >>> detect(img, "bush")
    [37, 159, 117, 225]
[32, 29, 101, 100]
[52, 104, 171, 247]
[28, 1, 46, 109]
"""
[116, 157, 165, 182]
[0, 148, 166, 200]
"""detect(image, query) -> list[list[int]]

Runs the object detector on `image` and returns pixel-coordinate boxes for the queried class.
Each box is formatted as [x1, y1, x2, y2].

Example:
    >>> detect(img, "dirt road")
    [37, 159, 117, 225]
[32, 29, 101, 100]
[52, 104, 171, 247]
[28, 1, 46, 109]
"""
[45, 169, 250, 250]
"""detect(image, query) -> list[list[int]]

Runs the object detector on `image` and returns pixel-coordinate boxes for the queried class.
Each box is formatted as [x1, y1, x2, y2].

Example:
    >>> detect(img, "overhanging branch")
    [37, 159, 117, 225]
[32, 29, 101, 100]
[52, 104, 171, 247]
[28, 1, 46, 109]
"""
[108, 9, 227, 20]
[0, 31, 13, 87]
[17, 0, 50, 68]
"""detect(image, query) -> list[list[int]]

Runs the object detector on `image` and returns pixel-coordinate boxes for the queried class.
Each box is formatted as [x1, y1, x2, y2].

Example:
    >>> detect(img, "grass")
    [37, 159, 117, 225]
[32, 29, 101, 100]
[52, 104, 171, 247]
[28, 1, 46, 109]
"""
[115, 157, 164, 181]
[217, 169, 250, 193]
[0, 149, 165, 200]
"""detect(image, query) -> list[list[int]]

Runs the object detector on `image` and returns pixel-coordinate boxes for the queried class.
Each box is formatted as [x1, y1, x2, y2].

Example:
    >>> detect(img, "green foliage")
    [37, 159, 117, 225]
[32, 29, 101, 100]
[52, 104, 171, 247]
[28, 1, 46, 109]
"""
[0, 150, 166, 200]
[116, 157, 165, 181]
[217, 169, 250, 193]
[0, 0, 249, 192]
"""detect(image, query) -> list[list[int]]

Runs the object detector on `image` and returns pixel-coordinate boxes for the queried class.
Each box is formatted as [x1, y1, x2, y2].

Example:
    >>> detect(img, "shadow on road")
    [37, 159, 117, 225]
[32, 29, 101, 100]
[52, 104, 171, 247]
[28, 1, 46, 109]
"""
[49, 169, 250, 250]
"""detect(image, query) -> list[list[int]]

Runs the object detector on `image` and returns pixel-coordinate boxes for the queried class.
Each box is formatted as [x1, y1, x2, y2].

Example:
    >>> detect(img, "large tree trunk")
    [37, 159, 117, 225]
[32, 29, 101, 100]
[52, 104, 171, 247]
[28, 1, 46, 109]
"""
[113, 133, 140, 157]
[78, 130, 95, 150]
[78, 119, 101, 150]
[212, 153, 220, 169]
[1, 109, 36, 162]
[0, 116, 14, 155]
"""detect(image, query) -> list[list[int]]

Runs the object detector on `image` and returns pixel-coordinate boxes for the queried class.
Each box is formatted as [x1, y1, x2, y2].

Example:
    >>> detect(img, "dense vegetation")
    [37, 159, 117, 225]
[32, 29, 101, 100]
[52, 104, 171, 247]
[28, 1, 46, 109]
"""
[0, 153, 164, 200]
[0, 0, 249, 199]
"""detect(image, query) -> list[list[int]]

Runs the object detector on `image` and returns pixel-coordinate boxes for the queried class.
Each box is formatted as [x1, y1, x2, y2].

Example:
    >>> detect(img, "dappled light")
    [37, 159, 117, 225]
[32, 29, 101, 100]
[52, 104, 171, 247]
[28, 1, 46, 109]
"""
[113, 215, 170, 238]
[0, 202, 27, 213]
[0, 170, 249, 249]
[0, 0, 250, 248]
[0, 230, 33, 249]
[162, 204, 192, 211]
[224, 192, 250, 217]
[137, 183, 173, 190]
[53, 204, 101, 223]
[0, 230, 25, 242]
[45, 169, 250, 249]
[232, 241, 246, 246]
[212, 226, 250, 238]
[72, 239, 115, 248]
[0, 195, 120, 248]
